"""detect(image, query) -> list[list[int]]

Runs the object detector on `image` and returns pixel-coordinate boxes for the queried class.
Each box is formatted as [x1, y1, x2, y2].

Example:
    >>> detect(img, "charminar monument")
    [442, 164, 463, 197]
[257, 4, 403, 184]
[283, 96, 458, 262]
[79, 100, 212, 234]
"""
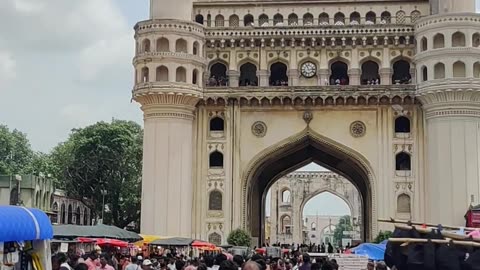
[132, 0, 479, 245]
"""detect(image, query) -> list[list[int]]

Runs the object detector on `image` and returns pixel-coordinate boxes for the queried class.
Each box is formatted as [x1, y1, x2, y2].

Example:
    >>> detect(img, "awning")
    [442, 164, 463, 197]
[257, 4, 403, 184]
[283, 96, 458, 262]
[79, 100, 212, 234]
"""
[0, 206, 53, 242]
[53, 224, 142, 242]
[150, 237, 193, 246]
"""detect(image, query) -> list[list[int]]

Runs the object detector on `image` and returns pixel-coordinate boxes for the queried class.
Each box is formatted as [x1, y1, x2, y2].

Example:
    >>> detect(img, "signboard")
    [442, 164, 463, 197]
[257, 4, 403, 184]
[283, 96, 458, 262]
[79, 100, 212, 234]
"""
[330, 254, 368, 270]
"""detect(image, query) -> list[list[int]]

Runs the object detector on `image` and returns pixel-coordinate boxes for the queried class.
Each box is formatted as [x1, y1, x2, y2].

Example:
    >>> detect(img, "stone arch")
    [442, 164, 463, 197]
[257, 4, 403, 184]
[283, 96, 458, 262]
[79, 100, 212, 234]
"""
[215, 14, 224, 27]
[288, 13, 299, 26]
[395, 152, 411, 171]
[421, 66, 428, 81]
[273, 13, 284, 26]
[193, 41, 200, 56]
[350, 12, 360, 25]
[175, 67, 187, 83]
[269, 62, 288, 86]
[175, 39, 188, 53]
[281, 188, 291, 203]
[474, 62, 480, 78]
[395, 116, 411, 133]
[360, 60, 380, 85]
[242, 128, 377, 243]
[192, 69, 199, 85]
[229, 14, 239, 27]
[67, 204, 73, 224]
[142, 39, 151, 53]
[473, 33, 480, 47]
[300, 190, 356, 224]
[396, 10, 406, 24]
[195, 14, 204, 25]
[329, 60, 349, 85]
[156, 66, 168, 82]
[319, 13, 329, 25]
[420, 37, 427, 52]
[334, 12, 345, 25]
[365, 11, 376, 24]
[434, 62, 445, 79]
[239, 61, 258, 86]
[83, 208, 88, 225]
[60, 203, 66, 224]
[75, 206, 81, 225]
[156, 37, 169, 52]
[280, 214, 292, 233]
[381, 11, 391, 24]
[433, 33, 445, 49]
[453, 61, 466, 77]
[210, 117, 224, 131]
[259, 14, 269, 26]
[397, 193, 411, 213]
[244, 14, 254, 26]
[391, 59, 412, 84]
[209, 151, 223, 168]
[452, 31, 466, 47]
[303, 13, 314, 25]
[141, 67, 149, 82]
[208, 61, 228, 86]
[410, 10, 421, 23]
[208, 190, 223, 210]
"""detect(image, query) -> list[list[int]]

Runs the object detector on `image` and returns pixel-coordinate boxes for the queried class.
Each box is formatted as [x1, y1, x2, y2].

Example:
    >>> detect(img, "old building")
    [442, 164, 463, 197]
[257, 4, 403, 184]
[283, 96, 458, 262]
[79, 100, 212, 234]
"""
[0, 175, 54, 212]
[51, 189, 92, 226]
[132, 0, 479, 245]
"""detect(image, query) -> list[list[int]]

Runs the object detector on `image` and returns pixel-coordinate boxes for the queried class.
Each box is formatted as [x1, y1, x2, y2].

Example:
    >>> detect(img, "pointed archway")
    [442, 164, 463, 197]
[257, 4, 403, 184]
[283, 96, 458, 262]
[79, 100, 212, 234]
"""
[242, 128, 376, 244]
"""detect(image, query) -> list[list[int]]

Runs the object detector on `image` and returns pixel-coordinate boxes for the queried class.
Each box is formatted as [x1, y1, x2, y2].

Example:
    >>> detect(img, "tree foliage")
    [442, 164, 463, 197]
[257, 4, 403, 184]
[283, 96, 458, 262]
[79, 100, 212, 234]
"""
[374, 230, 393, 243]
[50, 120, 143, 229]
[227, 228, 251, 247]
[333, 215, 353, 246]
[0, 125, 34, 175]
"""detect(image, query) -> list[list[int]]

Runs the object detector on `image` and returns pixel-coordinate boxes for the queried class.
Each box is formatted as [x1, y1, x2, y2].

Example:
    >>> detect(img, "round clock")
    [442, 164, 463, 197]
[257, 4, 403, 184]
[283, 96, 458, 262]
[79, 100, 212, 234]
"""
[301, 62, 317, 78]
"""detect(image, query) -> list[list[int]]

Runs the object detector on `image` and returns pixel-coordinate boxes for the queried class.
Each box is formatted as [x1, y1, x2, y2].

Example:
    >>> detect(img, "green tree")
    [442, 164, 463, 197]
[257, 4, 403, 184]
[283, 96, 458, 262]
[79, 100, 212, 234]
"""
[333, 215, 353, 246]
[374, 230, 392, 243]
[51, 120, 143, 229]
[0, 125, 33, 175]
[227, 228, 251, 247]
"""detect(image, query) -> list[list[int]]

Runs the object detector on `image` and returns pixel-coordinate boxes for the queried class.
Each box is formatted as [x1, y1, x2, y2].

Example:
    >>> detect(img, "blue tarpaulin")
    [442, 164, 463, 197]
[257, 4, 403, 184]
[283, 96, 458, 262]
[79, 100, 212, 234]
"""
[0, 206, 53, 242]
[351, 240, 387, 261]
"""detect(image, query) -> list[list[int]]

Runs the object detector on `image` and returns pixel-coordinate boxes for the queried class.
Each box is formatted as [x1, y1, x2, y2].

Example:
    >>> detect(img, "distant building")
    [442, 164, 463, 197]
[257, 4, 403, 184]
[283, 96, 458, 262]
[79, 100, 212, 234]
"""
[51, 189, 92, 225]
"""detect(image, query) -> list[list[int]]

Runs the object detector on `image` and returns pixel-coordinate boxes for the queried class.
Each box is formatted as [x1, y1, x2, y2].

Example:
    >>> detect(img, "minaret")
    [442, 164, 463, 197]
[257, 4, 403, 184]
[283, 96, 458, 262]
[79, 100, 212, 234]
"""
[415, 0, 480, 226]
[132, 0, 205, 236]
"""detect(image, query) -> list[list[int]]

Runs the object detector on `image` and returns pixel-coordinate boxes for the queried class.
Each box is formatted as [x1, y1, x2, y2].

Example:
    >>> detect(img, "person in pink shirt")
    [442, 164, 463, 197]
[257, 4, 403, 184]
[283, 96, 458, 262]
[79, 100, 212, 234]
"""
[100, 254, 116, 270]
[85, 252, 99, 270]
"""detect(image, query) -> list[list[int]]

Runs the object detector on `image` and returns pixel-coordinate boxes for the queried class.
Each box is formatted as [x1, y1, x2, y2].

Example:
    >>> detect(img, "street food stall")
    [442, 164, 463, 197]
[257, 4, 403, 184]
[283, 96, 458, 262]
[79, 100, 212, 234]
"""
[0, 206, 53, 270]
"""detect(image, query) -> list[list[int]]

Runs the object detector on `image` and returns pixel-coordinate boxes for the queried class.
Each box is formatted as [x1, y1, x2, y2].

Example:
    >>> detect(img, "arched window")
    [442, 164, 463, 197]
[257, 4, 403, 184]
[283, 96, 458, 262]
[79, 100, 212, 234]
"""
[209, 151, 223, 168]
[259, 14, 269, 26]
[421, 37, 427, 52]
[311, 222, 317, 231]
[410, 10, 421, 23]
[210, 117, 224, 131]
[195, 14, 204, 25]
[288, 13, 298, 25]
[83, 208, 88, 225]
[60, 203, 66, 224]
[175, 39, 188, 53]
[156, 66, 168, 82]
[193, 42, 199, 55]
[53, 202, 58, 211]
[395, 116, 411, 133]
[215, 15, 224, 27]
[207, 14, 212, 27]
[273, 14, 284, 26]
[330, 61, 349, 85]
[208, 190, 223, 210]
[281, 189, 291, 203]
[240, 63, 258, 86]
[270, 62, 288, 86]
[392, 60, 411, 84]
[319, 13, 329, 25]
[303, 13, 314, 25]
[141, 67, 149, 83]
[176, 67, 187, 83]
[281, 215, 292, 234]
[474, 62, 480, 78]
[453, 61, 466, 77]
[192, 69, 199, 85]
[334, 12, 345, 25]
[350, 12, 360, 25]
[452, 32, 466, 47]
[473, 33, 480, 47]
[75, 207, 81, 225]
[366, 12, 376, 24]
[434, 63, 445, 79]
[142, 39, 151, 53]
[396, 152, 411, 171]
[229, 15, 239, 27]
[432, 34, 444, 49]
[208, 62, 228, 86]
[208, 232, 222, 246]
[396, 10, 406, 24]
[380, 11, 391, 24]
[397, 194, 411, 213]
[421, 66, 428, 81]
[361, 61, 380, 85]
[244, 14, 254, 26]
[67, 204, 73, 224]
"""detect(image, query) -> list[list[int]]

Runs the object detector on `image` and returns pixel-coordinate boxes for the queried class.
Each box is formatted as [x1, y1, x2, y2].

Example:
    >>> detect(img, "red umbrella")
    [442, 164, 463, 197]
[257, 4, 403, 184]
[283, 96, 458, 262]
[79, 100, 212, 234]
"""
[191, 240, 216, 248]
[76, 237, 128, 248]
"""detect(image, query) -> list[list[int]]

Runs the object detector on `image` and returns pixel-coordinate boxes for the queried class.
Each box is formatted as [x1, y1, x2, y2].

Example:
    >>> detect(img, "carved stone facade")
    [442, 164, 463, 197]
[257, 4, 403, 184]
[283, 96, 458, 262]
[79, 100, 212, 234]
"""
[133, 0, 480, 245]
[267, 171, 362, 245]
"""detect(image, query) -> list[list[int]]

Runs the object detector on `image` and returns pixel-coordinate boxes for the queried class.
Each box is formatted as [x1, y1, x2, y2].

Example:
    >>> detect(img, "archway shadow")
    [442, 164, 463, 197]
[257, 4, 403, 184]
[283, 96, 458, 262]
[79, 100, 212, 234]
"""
[242, 128, 375, 245]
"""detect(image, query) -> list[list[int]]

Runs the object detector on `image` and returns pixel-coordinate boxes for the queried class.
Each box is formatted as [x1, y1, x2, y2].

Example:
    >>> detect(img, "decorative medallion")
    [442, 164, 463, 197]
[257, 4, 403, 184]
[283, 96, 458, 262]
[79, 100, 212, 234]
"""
[269, 53, 274, 58]
[344, 52, 350, 57]
[350, 121, 366, 137]
[253, 53, 258, 58]
[238, 53, 244, 59]
[252, 121, 267, 137]
[376, 52, 382, 57]
[360, 52, 365, 57]
[208, 54, 214, 59]
[222, 54, 228, 59]
[303, 111, 313, 124]
[283, 52, 289, 57]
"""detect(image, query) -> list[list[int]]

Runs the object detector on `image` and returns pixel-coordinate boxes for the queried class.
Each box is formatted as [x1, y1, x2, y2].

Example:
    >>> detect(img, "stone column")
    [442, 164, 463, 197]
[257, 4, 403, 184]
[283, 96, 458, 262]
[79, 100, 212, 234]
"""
[318, 69, 330, 85]
[257, 70, 270, 87]
[380, 68, 392, 85]
[139, 95, 199, 237]
[409, 67, 416, 84]
[288, 69, 299, 86]
[348, 68, 361, 85]
[228, 70, 240, 87]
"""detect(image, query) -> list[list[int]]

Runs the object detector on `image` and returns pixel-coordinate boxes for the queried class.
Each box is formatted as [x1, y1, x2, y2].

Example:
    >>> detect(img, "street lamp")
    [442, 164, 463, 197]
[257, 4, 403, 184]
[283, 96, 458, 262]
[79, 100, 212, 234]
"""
[15, 175, 22, 205]
[101, 189, 108, 224]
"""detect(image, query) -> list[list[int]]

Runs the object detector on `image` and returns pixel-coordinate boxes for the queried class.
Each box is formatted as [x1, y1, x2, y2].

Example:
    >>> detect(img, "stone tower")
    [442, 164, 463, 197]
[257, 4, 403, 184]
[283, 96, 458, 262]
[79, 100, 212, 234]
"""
[132, 0, 205, 236]
[415, 0, 480, 225]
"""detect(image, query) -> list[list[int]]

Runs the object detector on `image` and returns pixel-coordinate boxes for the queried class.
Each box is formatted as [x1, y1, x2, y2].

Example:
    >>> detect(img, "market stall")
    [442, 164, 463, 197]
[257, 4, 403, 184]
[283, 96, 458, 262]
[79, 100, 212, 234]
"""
[0, 206, 53, 270]
[53, 224, 142, 242]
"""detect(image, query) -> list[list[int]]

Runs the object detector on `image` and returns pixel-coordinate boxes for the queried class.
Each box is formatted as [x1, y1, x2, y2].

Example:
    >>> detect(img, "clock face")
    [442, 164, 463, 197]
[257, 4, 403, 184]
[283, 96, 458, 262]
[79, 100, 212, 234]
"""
[301, 62, 317, 78]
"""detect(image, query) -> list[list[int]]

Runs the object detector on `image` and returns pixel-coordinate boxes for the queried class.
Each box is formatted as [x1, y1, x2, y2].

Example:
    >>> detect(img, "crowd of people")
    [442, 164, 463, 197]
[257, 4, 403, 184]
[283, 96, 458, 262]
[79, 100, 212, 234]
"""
[208, 75, 229, 87]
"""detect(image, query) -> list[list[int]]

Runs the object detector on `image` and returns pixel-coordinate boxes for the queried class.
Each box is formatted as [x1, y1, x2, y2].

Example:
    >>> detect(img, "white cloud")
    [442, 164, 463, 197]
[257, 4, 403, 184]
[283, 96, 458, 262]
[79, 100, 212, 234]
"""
[0, 50, 16, 84]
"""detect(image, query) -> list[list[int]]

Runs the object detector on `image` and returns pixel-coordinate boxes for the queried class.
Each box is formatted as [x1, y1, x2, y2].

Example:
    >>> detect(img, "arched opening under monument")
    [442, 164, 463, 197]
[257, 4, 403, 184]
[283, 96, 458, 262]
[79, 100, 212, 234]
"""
[246, 130, 373, 246]
[330, 61, 349, 85]
[269, 62, 288, 86]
